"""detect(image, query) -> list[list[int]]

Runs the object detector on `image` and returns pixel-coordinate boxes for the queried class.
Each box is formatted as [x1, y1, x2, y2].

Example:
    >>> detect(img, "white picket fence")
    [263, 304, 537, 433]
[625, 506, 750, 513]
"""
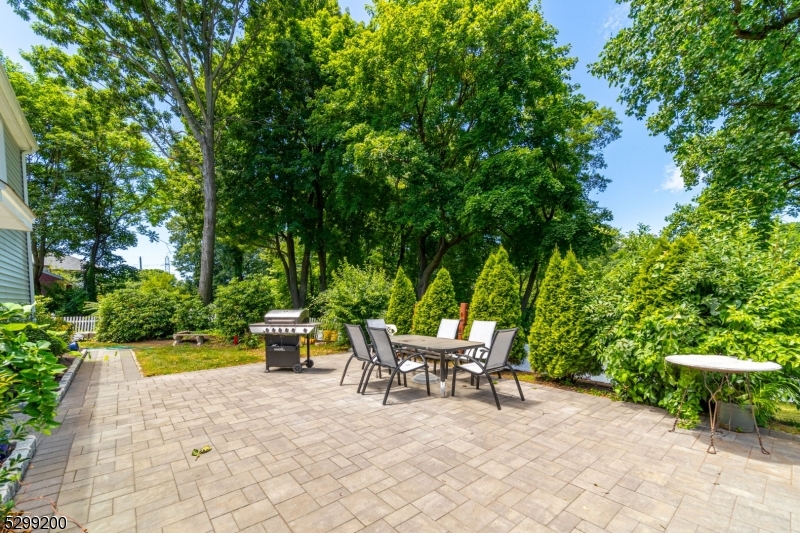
[62, 316, 97, 333]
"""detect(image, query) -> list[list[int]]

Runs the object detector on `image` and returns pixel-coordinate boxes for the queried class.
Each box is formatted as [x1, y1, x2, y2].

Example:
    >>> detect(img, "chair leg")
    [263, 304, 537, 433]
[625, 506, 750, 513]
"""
[497, 372, 502, 380]
[476, 376, 480, 389]
[339, 354, 356, 386]
[485, 370, 501, 410]
[361, 363, 377, 394]
[357, 361, 371, 393]
[397, 372, 402, 386]
[451, 366, 458, 397]
[470, 374, 474, 386]
[383, 369, 398, 405]
[510, 368, 525, 401]
[403, 373, 407, 387]
[425, 364, 430, 396]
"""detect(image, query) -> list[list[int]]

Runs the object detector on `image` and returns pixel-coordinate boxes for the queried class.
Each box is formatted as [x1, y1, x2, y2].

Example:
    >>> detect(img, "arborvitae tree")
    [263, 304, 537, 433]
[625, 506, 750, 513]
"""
[465, 247, 525, 362]
[385, 267, 416, 334]
[463, 250, 498, 339]
[529, 249, 598, 379]
[627, 234, 700, 323]
[412, 268, 460, 336]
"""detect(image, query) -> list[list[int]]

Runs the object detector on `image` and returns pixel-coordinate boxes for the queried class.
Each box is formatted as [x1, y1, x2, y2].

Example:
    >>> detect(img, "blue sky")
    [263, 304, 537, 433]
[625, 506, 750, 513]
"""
[0, 0, 697, 271]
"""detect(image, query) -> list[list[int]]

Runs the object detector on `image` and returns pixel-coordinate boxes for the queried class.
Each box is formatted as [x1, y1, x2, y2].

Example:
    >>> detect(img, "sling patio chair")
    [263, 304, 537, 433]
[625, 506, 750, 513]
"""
[447, 320, 496, 384]
[427, 318, 462, 372]
[366, 318, 397, 336]
[341, 324, 380, 391]
[363, 326, 431, 405]
[450, 328, 525, 410]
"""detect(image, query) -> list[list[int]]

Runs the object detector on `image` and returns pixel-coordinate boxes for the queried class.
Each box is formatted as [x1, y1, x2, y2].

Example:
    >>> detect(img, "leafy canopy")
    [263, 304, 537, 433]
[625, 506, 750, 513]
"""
[412, 268, 460, 336]
[591, 0, 800, 214]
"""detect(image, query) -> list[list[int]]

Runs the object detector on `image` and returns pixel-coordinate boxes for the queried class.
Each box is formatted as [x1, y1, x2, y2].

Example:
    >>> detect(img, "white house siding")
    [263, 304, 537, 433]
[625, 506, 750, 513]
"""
[0, 228, 32, 303]
[2, 118, 23, 197]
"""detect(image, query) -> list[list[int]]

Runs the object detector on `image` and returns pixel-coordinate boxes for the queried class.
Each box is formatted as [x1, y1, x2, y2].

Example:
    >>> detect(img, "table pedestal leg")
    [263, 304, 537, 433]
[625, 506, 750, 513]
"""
[745, 373, 770, 455]
[703, 372, 726, 454]
[439, 353, 448, 397]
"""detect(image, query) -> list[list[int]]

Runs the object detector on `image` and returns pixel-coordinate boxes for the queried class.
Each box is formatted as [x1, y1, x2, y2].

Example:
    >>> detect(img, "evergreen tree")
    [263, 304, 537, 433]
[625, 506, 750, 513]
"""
[412, 268, 460, 336]
[465, 247, 525, 362]
[386, 267, 416, 334]
[529, 249, 598, 379]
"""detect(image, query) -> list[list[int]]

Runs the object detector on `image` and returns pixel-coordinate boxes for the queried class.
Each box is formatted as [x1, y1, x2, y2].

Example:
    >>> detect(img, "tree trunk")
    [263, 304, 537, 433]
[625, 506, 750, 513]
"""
[317, 247, 327, 293]
[299, 247, 311, 307]
[284, 233, 300, 308]
[84, 238, 101, 302]
[520, 259, 540, 318]
[30, 236, 45, 296]
[416, 235, 451, 298]
[198, 136, 217, 305]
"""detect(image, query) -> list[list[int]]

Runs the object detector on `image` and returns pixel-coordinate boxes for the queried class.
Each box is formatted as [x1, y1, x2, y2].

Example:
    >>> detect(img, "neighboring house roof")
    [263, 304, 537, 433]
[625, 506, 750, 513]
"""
[0, 61, 37, 153]
[45, 255, 85, 271]
[39, 269, 64, 284]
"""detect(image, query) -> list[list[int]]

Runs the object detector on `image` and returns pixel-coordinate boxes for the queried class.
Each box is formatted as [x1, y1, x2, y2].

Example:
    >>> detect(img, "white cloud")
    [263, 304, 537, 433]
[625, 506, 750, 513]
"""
[601, 3, 630, 40]
[659, 163, 685, 193]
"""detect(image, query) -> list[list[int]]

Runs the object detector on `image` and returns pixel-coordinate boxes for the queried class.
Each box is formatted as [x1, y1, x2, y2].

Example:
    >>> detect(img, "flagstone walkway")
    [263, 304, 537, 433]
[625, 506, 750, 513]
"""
[15, 349, 800, 533]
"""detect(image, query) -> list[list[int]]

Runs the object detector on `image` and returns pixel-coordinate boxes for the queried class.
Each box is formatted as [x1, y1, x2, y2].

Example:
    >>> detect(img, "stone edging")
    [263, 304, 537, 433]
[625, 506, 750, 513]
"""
[0, 350, 86, 504]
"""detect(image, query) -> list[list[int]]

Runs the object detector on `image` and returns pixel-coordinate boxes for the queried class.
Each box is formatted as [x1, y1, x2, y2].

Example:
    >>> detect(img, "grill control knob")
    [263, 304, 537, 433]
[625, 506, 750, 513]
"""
[291, 327, 296, 333]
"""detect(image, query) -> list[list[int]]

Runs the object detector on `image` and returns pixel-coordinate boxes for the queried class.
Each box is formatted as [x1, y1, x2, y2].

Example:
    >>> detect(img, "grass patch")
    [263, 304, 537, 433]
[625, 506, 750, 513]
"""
[81, 338, 349, 377]
[768, 402, 800, 435]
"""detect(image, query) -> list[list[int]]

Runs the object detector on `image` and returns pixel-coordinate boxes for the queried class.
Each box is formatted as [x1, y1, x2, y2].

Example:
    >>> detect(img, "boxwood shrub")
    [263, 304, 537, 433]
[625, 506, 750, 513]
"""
[97, 288, 179, 342]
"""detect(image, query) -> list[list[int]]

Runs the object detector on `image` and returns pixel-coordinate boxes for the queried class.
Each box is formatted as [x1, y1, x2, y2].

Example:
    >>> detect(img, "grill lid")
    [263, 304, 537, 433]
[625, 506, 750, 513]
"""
[263, 309, 309, 324]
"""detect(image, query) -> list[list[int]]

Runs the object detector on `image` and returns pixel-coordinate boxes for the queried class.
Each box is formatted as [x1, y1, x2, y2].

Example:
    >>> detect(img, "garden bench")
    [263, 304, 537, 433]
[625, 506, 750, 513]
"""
[172, 331, 211, 346]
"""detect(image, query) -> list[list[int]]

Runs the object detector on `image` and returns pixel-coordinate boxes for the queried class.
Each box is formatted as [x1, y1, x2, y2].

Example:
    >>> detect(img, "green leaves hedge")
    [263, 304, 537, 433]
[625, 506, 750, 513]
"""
[97, 288, 179, 342]
[213, 276, 276, 338]
[315, 263, 392, 336]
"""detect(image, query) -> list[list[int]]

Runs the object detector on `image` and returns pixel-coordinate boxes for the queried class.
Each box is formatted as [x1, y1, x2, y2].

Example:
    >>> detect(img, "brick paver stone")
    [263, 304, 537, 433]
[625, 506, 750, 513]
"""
[9, 349, 800, 533]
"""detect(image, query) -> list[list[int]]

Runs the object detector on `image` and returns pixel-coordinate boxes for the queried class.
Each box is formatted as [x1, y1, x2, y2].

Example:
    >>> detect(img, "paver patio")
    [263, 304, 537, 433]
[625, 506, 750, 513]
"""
[15, 349, 800, 533]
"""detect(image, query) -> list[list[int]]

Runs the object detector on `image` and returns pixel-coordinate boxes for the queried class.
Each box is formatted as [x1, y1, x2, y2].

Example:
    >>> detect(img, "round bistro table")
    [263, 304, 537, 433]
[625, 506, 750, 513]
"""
[665, 355, 782, 455]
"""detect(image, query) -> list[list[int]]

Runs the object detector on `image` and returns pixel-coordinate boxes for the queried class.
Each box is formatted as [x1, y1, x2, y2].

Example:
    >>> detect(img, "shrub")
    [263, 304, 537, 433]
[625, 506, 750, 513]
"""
[97, 288, 179, 342]
[173, 296, 213, 332]
[465, 247, 525, 363]
[529, 249, 598, 379]
[412, 268, 460, 336]
[314, 263, 391, 337]
[0, 303, 67, 521]
[385, 267, 416, 334]
[213, 275, 276, 338]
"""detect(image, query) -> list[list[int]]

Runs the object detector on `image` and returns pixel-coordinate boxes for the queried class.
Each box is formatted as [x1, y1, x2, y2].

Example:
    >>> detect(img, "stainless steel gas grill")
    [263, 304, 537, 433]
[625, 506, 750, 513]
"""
[249, 309, 319, 372]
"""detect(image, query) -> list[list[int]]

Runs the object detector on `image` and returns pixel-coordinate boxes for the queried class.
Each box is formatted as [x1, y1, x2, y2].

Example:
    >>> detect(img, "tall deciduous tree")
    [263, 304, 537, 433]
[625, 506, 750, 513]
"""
[326, 0, 608, 297]
[10, 0, 269, 303]
[591, 0, 800, 214]
[218, 2, 356, 307]
[6, 57, 163, 300]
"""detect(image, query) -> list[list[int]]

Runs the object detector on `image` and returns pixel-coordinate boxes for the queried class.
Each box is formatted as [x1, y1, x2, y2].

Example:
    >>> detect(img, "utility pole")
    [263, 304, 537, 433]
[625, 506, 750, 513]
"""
[139, 256, 142, 270]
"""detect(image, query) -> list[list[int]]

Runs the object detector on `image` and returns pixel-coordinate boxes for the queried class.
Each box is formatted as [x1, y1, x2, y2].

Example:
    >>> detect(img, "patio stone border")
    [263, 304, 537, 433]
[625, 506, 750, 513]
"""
[0, 350, 85, 504]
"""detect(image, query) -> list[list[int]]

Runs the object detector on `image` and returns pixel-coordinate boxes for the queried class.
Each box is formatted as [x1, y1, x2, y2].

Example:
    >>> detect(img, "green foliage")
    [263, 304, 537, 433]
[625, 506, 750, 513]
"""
[412, 269, 460, 336]
[385, 267, 416, 335]
[314, 263, 392, 337]
[590, 0, 800, 215]
[0, 303, 66, 437]
[529, 250, 599, 379]
[591, 195, 800, 422]
[466, 248, 525, 363]
[172, 296, 213, 333]
[213, 276, 277, 338]
[97, 288, 179, 343]
[33, 295, 75, 341]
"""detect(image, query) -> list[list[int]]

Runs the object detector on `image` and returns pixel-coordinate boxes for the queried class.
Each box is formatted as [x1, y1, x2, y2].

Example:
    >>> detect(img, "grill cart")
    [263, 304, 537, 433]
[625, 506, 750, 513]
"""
[249, 309, 319, 373]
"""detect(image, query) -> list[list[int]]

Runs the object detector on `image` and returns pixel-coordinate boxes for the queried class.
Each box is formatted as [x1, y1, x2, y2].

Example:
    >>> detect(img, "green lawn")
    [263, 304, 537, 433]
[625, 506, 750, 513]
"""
[768, 402, 800, 435]
[81, 339, 348, 377]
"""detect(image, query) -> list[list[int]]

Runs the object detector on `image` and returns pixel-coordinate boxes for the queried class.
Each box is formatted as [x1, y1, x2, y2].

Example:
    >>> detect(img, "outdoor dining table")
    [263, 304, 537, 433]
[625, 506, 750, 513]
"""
[665, 354, 782, 455]
[391, 335, 485, 398]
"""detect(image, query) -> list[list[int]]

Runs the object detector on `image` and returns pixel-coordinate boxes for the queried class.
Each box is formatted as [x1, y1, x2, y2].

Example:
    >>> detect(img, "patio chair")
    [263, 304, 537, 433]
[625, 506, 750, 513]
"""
[366, 318, 397, 336]
[450, 328, 524, 410]
[447, 320, 496, 384]
[341, 324, 379, 391]
[363, 326, 431, 404]
[428, 318, 461, 373]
